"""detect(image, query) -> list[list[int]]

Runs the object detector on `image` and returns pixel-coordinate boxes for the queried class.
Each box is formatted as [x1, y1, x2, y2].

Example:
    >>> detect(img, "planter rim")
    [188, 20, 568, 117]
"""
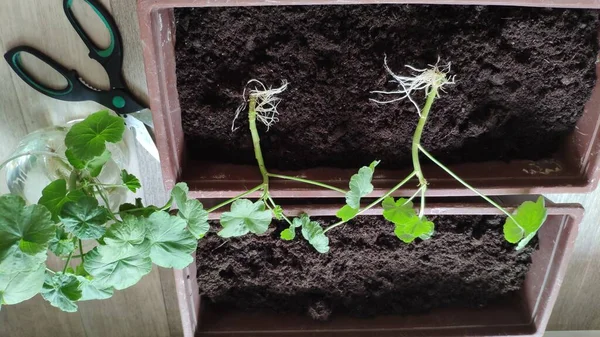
[137, 1, 600, 198]
[172, 198, 582, 337]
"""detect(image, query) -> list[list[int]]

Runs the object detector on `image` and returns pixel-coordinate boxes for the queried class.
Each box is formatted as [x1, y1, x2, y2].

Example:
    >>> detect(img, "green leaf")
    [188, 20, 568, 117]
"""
[76, 276, 114, 301]
[103, 216, 147, 255]
[65, 110, 125, 162]
[60, 197, 108, 240]
[119, 198, 158, 218]
[382, 197, 415, 225]
[171, 183, 209, 239]
[146, 211, 197, 269]
[301, 219, 330, 254]
[280, 214, 306, 241]
[345, 161, 379, 209]
[383, 197, 434, 243]
[393, 217, 435, 243]
[336, 205, 359, 222]
[66, 149, 112, 178]
[218, 199, 272, 238]
[0, 195, 55, 271]
[0, 264, 45, 306]
[38, 180, 85, 221]
[503, 196, 547, 250]
[48, 228, 76, 257]
[83, 244, 152, 290]
[41, 272, 82, 312]
[121, 170, 141, 193]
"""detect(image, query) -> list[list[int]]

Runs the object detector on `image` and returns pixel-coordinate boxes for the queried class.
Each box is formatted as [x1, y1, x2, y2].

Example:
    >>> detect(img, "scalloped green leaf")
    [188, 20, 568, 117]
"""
[345, 161, 379, 209]
[41, 272, 82, 312]
[146, 211, 197, 269]
[65, 110, 125, 162]
[60, 197, 108, 240]
[218, 199, 272, 238]
[503, 196, 547, 251]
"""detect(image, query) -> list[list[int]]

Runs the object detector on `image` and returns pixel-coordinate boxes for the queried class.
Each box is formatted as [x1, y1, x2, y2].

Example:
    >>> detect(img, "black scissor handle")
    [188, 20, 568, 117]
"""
[4, 46, 84, 101]
[63, 0, 124, 88]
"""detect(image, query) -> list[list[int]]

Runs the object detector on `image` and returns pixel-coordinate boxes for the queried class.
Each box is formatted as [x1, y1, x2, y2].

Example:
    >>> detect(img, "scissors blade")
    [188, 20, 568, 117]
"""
[124, 110, 159, 161]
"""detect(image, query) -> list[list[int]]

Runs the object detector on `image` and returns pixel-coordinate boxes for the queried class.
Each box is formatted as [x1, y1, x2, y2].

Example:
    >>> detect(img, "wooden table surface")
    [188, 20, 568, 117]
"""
[0, 0, 599, 336]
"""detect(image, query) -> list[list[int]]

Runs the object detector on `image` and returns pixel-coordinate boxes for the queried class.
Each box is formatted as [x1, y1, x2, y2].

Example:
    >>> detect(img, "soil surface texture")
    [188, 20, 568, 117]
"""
[196, 215, 536, 320]
[176, 6, 598, 170]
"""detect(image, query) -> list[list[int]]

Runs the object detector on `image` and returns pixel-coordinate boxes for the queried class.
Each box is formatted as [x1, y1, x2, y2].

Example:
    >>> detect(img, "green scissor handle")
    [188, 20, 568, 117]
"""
[63, 0, 125, 88]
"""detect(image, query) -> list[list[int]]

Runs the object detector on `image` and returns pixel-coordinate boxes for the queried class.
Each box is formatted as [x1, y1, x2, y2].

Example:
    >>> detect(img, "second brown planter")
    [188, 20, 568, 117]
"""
[172, 198, 581, 337]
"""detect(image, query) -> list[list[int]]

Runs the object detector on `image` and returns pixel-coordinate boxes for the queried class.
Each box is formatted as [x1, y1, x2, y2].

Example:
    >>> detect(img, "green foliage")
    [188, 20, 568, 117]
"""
[218, 199, 272, 238]
[41, 272, 82, 312]
[83, 244, 152, 291]
[38, 179, 85, 221]
[346, 161, 379, 208]
[503, 196, 547, 251]
[146, 211, 197, 269]
[60, 197, 108, 240]
[382, 197, 434, 243]
[48, 228, 76, 257]
[336, 205, 359, 222]
[0, 264, 46, 307]
[171, 183, 209, 239]
[0, 110, 206, 312]
[0, 195, 55, 272]
[121, 170, 141, 192]
[300, 216, 330, 254]
[65, 110, 125, 162]
[280, 214, 306, 241]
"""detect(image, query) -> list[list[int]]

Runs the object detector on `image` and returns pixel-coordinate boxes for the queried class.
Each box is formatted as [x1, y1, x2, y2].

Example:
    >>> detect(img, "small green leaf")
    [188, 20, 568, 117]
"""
[218, 199, 272, 238]
[48, 228, 76, 257]
[0, 264, 45, 306]
[301, 219, 330, 254]
[119, 198, 158, 218]
[76, 276, 114, 301]
[65, 110, 125, 162]
[503, 196, 547, 250]
[38, 180, 85, 221]
[280, 228, 295, 240]
[0, 195, 55, 272]
[83, 244, 152, 290]
[345, 161, 379, 209]
[336, 205, 359, 222]
[393, 217, 435, 243]
[121, 170, 141, 193]
[146, 211, 197, 269]
[41, 272, 82, 312]
[60, 197, 108, 240]
[103, 216, 147, 255]
[382, 197, 415, 225]
[170, 183, 209, 239]
[272, 205, 284, 220]
[65, 149, 111, 178]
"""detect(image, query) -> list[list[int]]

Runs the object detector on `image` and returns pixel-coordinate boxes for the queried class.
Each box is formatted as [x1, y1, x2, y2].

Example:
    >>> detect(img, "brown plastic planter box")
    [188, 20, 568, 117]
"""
[172, 198, 582, 337]
[138, 0, 600, 198]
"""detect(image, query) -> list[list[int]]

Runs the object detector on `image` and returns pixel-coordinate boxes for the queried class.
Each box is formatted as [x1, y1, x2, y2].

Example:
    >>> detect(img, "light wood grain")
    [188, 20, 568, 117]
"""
[1, 0, 600, 336]
[0, 0, 176, 336]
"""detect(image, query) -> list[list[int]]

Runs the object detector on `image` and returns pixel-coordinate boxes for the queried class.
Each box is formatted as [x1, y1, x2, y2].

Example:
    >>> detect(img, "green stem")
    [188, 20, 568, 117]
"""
[0, 151, 65, 172]
[94, 185, 118, 221]
[418, 146, 518, 223]
[267, 195, 293, 226]
[206, 184, 265, 213]
[79, 240, 85, 264]
[248, 96, 269, 196]
[63, 252, 74, 273]
[46, 268, 55, 275]
[267, 173, 347, 194]
[324, 171, 417, 233]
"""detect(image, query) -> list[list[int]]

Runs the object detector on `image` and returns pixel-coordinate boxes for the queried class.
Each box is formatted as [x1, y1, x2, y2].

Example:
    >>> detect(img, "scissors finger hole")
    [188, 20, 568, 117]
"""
[69, 0, 112, 54]
[15, 51, 69, 92]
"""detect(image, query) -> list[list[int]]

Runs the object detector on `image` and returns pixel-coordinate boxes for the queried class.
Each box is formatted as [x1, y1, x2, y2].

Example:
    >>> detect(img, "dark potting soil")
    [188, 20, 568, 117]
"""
[176, 6, 598, 170]
[196, 215, 536, 320]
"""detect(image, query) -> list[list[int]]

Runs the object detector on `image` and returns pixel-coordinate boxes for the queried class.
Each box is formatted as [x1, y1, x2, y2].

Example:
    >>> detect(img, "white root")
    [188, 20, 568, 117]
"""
[232, 79, 289, 132]
[370, 55, 456, 115]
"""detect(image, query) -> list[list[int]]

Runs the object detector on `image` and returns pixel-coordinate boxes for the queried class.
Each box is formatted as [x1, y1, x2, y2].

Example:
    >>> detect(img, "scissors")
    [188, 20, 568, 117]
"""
[3, 0, 158, 161]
